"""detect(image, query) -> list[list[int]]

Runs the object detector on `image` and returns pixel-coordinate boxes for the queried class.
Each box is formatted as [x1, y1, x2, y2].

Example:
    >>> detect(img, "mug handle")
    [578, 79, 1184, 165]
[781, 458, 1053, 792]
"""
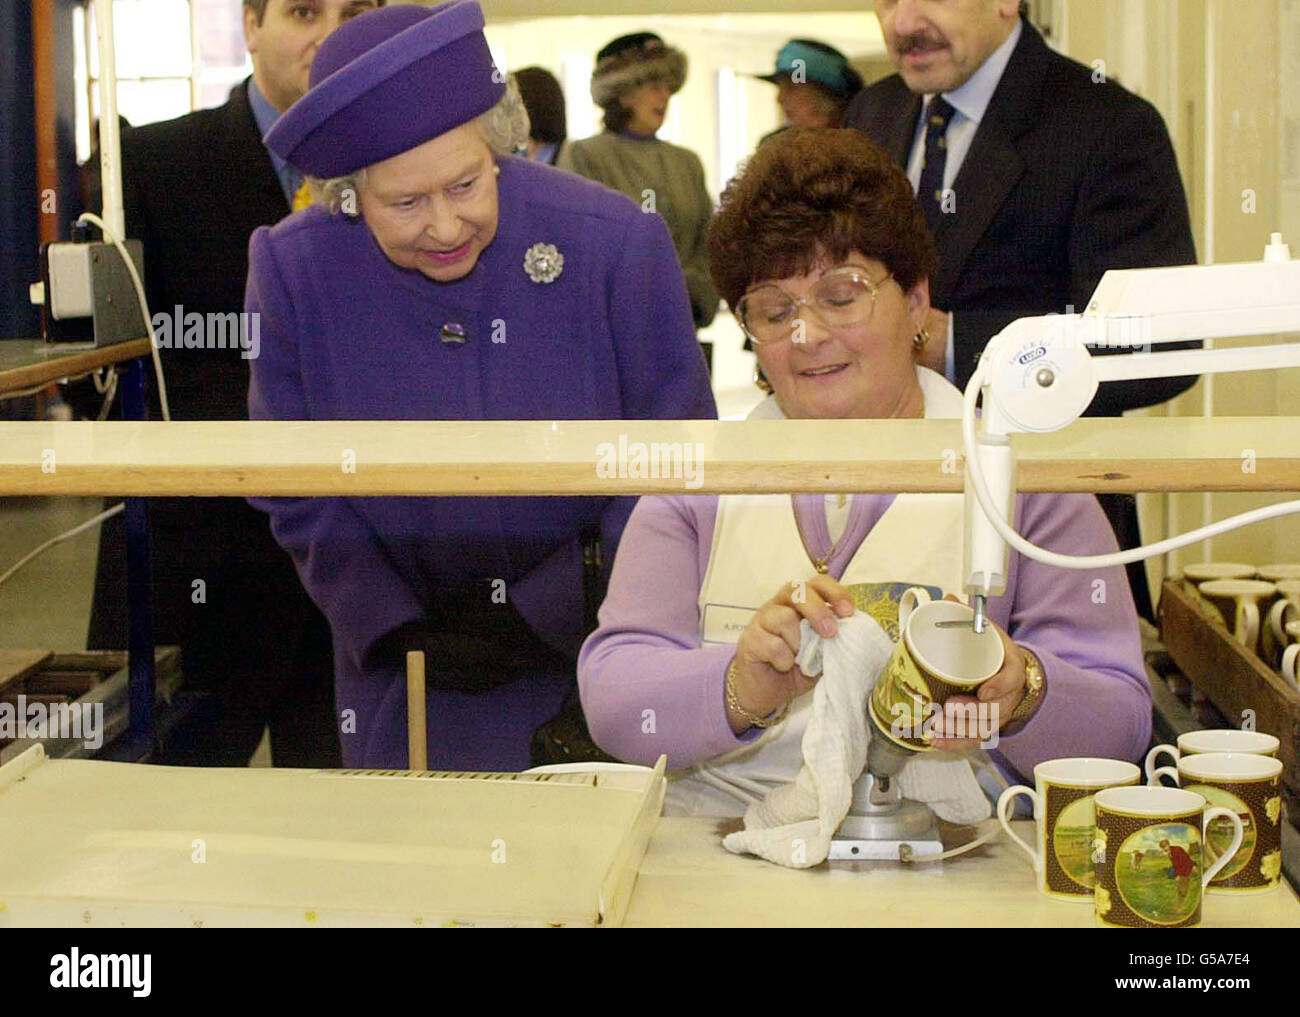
[996, 784, 1041, 870]
[1148, 765, 1181, 787]
[1282, 644, 1300, 689]
[898, 586, 933, 632]
[1267, 599, 1294, 645]
[1144, 744, 1178, 782]
[1201, 807, 1245, 887]
[1235, 600, 1259, 650]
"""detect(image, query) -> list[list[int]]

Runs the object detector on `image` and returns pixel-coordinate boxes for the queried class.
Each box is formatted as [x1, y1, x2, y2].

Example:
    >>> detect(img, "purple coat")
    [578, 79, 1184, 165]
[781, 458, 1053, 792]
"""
[246, 156, 716, 769]
[578, 491, 1152, 784]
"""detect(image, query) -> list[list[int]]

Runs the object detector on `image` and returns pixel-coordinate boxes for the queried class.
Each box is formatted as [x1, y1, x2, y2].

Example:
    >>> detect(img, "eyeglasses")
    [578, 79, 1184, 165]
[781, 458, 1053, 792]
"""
[735, 268, 893, 345]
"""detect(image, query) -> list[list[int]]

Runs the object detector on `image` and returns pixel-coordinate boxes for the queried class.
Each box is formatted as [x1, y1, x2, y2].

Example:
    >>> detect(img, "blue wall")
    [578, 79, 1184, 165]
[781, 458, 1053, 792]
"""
[1, 0, 39, 339]
[1, 0, 80, 341]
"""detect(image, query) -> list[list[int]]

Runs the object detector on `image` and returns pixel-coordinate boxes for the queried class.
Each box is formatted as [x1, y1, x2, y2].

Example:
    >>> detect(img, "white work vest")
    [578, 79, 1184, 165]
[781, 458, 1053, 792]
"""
[669, 368, 970, 816]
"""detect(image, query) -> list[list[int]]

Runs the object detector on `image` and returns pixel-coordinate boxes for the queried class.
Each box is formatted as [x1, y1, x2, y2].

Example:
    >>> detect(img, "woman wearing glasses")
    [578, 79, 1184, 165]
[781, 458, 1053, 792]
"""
[577, 128, 1149, 815]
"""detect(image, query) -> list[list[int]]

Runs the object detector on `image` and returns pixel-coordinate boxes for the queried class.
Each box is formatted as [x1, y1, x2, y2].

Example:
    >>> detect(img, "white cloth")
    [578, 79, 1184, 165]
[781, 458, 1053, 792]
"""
[722, 613, 990, 868]
[671, 367, 967, 818]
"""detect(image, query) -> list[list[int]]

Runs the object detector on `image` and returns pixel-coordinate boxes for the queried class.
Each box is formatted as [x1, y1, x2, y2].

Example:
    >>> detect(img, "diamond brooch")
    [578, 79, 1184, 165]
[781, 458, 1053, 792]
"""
[523, 242, 564, 284]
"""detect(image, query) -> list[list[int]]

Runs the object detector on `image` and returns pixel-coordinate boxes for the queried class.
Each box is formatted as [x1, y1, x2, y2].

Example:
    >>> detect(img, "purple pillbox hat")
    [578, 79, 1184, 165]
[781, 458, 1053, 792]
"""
[265, 1, 505, 178]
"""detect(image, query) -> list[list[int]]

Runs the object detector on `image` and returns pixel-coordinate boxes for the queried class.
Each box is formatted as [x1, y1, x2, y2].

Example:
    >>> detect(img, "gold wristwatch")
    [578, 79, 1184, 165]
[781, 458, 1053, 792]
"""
[1007, 646, 1046, 727]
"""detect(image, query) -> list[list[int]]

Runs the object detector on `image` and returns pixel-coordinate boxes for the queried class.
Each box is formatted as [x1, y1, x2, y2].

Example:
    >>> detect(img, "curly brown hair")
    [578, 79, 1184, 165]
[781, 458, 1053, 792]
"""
[707, 128, 937, 310]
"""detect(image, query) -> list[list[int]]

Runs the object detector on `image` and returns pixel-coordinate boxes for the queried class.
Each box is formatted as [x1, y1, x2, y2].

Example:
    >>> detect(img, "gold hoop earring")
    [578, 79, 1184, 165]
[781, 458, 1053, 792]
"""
[913, 328, 931, 350]
[753, 364, 772, 393]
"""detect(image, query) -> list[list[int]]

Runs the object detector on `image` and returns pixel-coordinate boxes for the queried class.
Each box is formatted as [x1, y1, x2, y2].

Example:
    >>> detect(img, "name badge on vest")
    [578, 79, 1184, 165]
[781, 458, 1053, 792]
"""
[701, 602, 759, 645]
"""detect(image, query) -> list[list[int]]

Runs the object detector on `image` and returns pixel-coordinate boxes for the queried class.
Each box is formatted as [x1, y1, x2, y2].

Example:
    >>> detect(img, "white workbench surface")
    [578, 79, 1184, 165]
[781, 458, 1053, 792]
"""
[623, 818, 1300, 927]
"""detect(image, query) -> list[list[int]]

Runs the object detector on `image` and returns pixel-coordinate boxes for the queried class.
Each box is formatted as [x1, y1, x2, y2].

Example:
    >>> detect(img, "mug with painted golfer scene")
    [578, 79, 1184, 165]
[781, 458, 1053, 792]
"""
[1092, 786, 1243, 928]
[1147, 751, 1284, 893]
[870, 587, 1003, 751]
[996, 757, 1140, 900]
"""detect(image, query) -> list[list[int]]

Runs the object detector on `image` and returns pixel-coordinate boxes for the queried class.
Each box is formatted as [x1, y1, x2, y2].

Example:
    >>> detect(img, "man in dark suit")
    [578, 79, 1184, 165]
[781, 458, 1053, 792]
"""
[76, 0, 382, 766]
[844, 0, 1197, 618]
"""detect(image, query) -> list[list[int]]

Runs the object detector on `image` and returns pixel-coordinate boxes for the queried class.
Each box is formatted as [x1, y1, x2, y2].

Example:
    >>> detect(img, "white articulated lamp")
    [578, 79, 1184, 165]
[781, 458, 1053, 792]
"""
[831, 234, 1300, 862]
[963, 232, 1300, 632]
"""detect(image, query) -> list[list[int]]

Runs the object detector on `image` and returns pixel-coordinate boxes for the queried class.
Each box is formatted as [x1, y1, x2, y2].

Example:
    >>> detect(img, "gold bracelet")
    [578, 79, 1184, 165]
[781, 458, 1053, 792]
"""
[725, 657, 788, 729]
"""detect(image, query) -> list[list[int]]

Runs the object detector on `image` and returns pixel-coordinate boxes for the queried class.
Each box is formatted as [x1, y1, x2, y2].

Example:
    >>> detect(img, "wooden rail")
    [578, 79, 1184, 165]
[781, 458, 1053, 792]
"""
[0, 417, 1297, 496]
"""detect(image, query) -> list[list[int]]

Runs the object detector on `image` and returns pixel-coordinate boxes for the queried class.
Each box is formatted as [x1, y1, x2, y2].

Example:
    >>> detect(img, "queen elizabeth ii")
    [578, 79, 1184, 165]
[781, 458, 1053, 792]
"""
[247, 2, 716, 770]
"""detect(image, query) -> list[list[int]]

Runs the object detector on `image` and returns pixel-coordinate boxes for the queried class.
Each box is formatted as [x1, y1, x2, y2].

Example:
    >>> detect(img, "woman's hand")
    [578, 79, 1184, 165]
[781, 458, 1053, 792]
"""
[726, 575, 856, 734]
[930, 617, 1030, 751]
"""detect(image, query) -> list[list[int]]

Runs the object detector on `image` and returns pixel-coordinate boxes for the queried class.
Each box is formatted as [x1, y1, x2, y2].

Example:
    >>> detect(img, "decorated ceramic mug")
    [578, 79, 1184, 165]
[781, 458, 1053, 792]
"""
[1264, 580, 1300, 664]
[1282, 623, 1300, 690]
[1257, 563, 1300, 582]
[1180, 565, 1253, 633]
[997, 757, 1140, 901]
[1182, 562, 1255, 585]
[1092, 786, 1243, 928]
[1148, 752, 1284, 893]
[1198, 578, 1276, 654]
[1145, 729, 1279, 781]
[870, 588, 1004, 751]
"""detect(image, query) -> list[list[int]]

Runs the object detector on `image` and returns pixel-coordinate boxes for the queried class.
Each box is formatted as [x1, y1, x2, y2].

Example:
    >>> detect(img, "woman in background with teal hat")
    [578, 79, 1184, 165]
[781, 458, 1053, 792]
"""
[759, 39, 865, 133]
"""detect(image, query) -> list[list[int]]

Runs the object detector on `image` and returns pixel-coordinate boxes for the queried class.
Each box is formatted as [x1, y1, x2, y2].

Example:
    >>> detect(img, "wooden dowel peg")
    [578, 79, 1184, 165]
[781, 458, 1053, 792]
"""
[406, 650, 427, 771]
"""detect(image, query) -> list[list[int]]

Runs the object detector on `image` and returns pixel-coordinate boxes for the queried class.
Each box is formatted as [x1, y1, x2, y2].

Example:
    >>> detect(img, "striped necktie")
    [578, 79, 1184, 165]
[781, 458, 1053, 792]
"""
[918, 95, 955, 236]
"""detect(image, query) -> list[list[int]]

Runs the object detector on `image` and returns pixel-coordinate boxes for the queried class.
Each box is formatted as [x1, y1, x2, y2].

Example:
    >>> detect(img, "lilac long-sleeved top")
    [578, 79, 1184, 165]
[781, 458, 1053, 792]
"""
[577, 491, 1151, 784]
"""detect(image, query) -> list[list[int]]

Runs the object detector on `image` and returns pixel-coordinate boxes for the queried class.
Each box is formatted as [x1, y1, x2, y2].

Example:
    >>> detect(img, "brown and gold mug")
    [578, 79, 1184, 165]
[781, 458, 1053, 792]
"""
[1198, 579, 1276, 655]
[1257, 563, 1300, 582]
[1264, 580, 1300, 665]
[1282, 627, 1300, 690]
[1148, 751, 1284, 893]
[1145, 729, 1279, 782]
[870, 588, 1003, 751]
[997, 757, 1140, 901]
[1092, 786, 1243, 928]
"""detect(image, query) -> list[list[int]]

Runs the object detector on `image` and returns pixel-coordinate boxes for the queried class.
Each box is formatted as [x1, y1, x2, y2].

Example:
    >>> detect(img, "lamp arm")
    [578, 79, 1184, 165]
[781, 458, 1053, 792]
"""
[961, 361, 1300, 572]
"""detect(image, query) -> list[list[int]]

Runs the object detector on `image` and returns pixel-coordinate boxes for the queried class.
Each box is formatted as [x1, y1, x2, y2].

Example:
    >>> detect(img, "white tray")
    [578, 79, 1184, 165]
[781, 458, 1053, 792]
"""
[0, 746, 664, 927]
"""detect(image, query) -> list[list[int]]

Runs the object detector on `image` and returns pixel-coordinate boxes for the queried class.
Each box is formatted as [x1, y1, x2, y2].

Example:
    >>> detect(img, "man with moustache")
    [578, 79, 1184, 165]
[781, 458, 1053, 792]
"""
[844, 0, 1197, 619]
[76, 0, 382, 766]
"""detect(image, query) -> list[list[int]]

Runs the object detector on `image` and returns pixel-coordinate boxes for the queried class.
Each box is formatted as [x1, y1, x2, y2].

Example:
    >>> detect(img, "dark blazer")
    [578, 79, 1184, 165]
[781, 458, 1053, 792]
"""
[78, 80, 339, 766]
[117, 78, 290, 420]
[844, 19, 1198, 417]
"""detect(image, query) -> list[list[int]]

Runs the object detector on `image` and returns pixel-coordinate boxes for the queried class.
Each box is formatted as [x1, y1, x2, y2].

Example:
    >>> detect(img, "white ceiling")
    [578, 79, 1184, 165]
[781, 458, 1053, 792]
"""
[476, 3, 886, 54]
[480, 0, 875, 15]
[485, 11, 885, 56]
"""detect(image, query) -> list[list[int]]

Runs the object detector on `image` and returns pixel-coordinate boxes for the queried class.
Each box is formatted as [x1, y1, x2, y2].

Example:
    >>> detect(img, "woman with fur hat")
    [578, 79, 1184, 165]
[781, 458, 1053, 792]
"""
[247, 2, 716, 770]
[558, 32, 719, 328]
